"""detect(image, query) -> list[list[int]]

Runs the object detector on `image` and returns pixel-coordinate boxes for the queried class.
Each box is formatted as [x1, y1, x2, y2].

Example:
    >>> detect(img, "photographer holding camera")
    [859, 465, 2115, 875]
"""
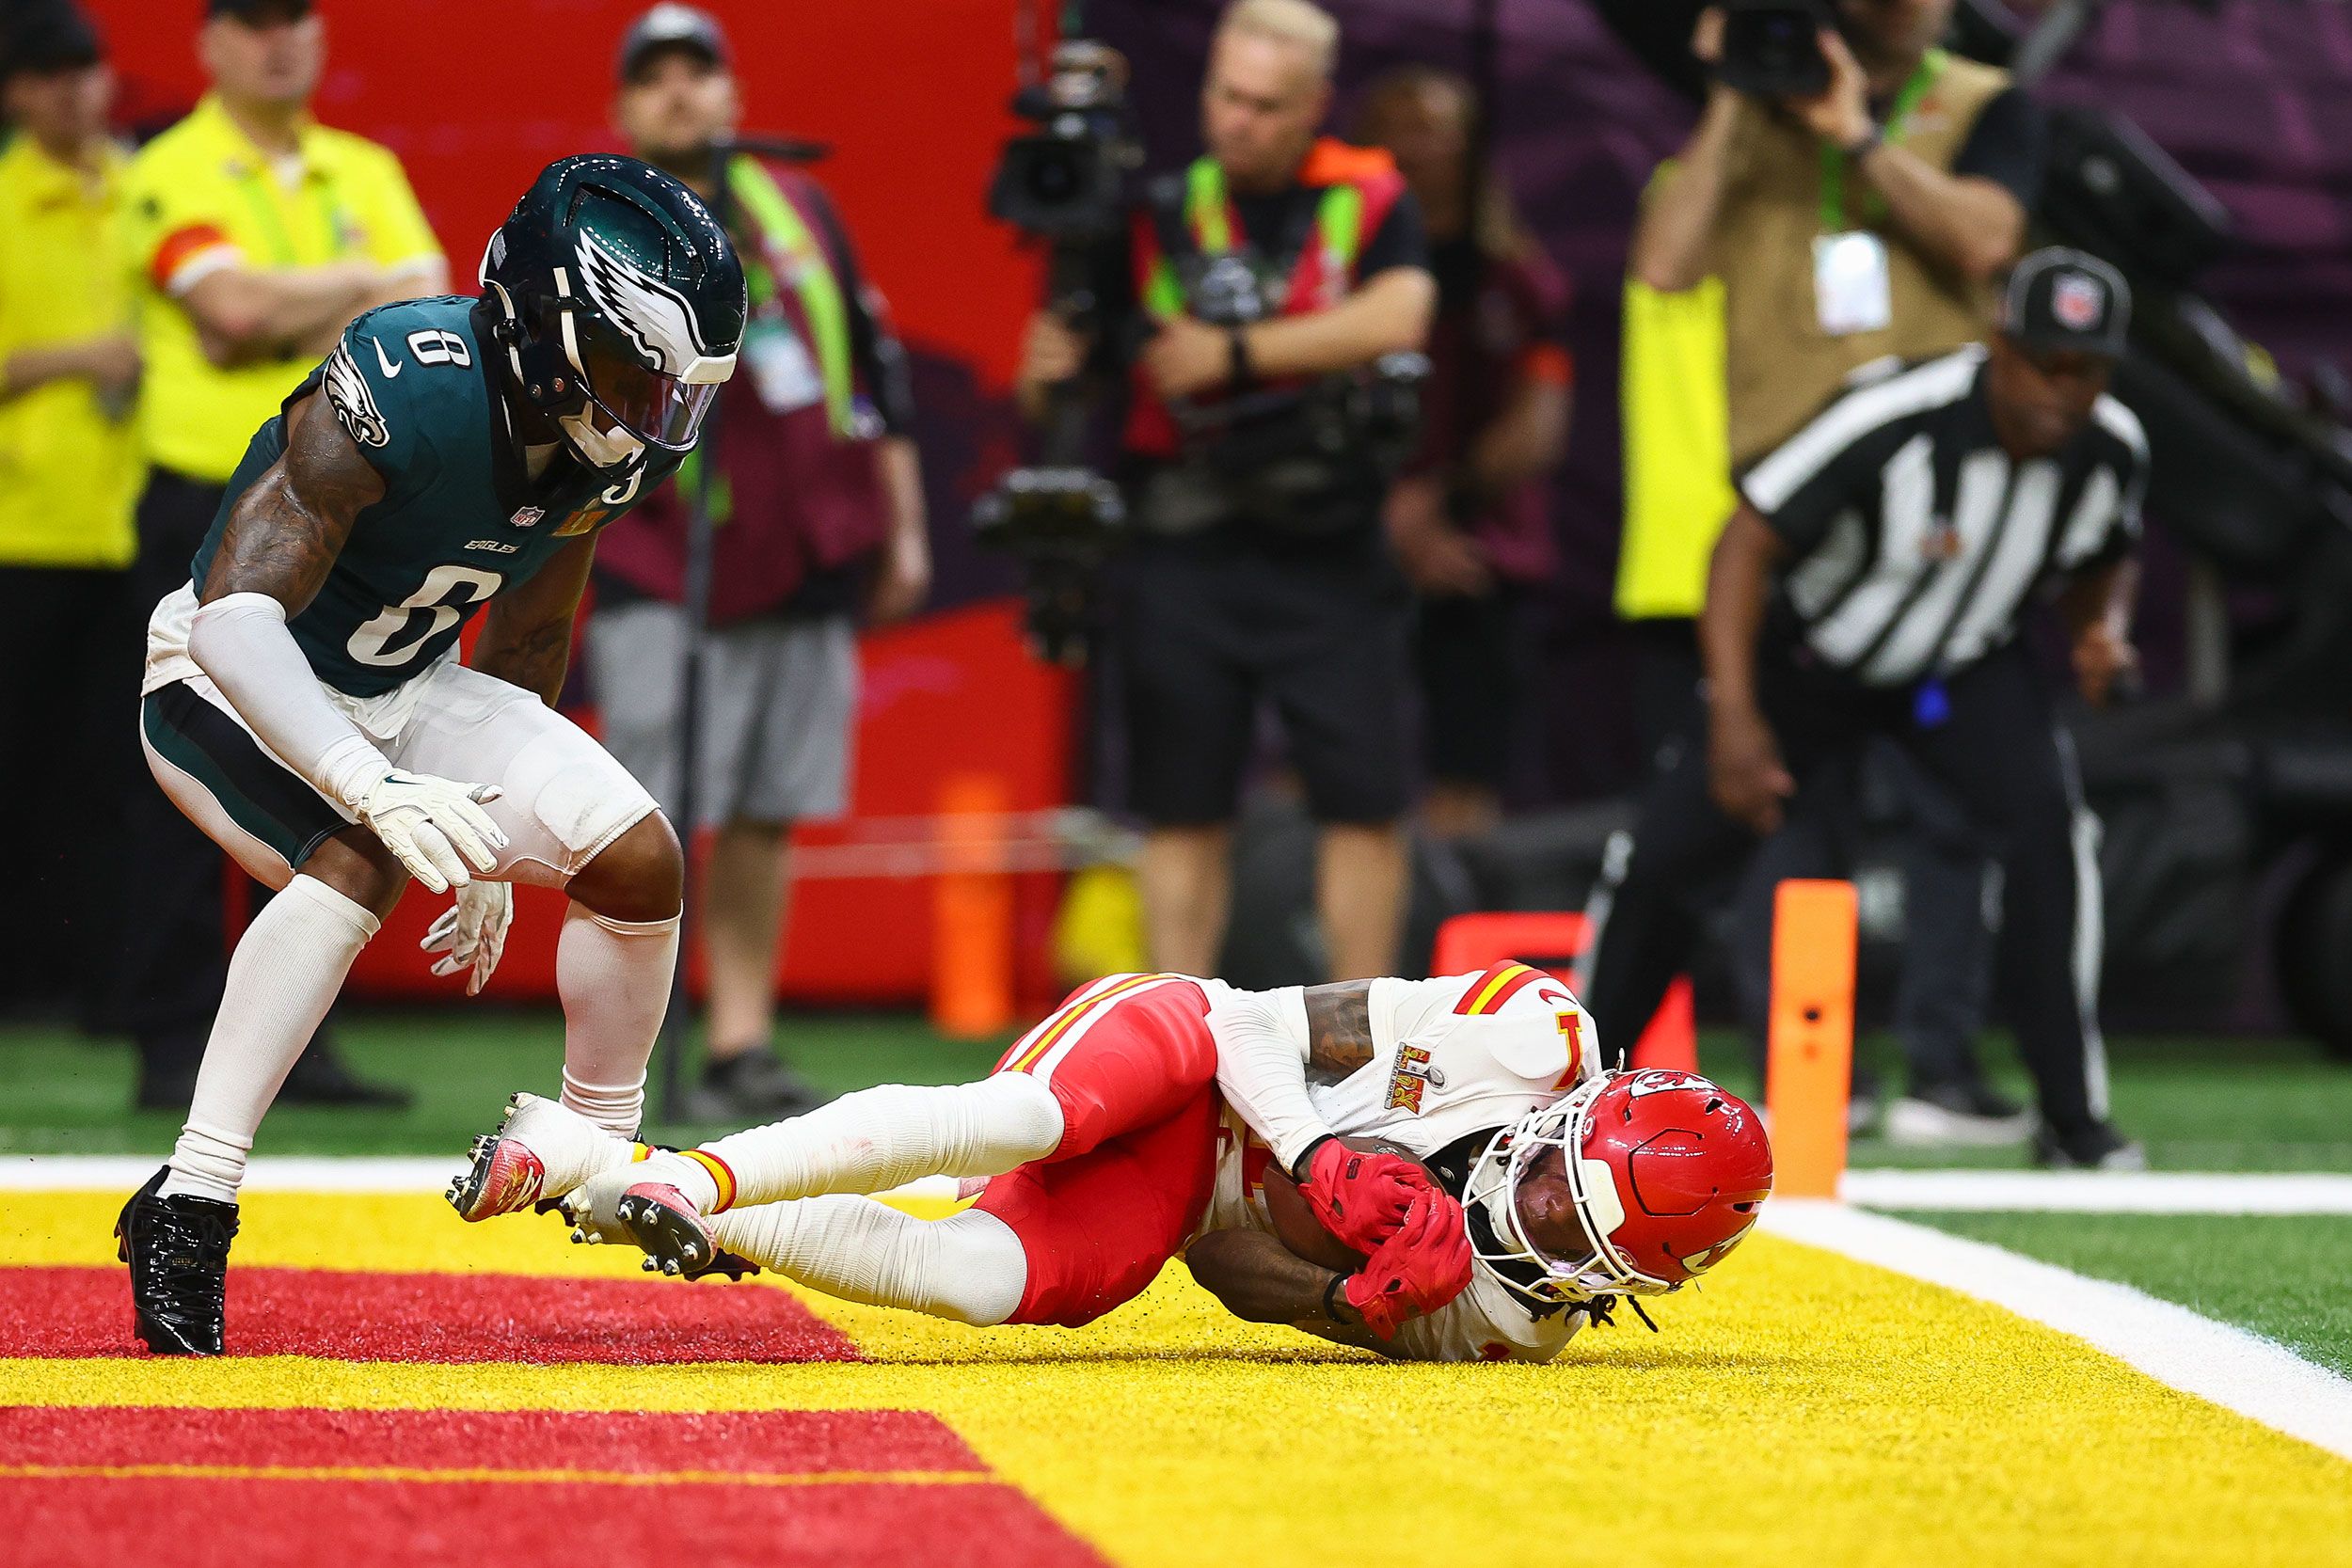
[1633, 0, 2043, 467]
[1014, 0, 1435, 982]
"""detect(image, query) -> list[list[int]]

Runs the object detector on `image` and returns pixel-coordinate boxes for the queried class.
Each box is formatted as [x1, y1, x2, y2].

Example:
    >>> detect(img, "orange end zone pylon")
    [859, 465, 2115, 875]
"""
[931, 772, 1016, 1039]
[1765, 879, 1859, 1198]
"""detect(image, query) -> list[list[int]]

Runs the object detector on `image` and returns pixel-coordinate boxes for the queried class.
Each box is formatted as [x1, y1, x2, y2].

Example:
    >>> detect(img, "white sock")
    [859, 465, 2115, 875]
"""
[641, 1074, 1065, 1213]
[555, 903, 678, 1136]
[161, 877, 380, 1204]
[713, 1196, 1027, 1326]
[501, 1092, 644, 1200]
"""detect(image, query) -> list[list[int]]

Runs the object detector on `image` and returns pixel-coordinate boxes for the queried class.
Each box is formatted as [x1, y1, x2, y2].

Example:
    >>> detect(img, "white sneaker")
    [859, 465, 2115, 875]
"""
[1884, 1092, 2034, 1148]
[446, 1092, 633, 1221]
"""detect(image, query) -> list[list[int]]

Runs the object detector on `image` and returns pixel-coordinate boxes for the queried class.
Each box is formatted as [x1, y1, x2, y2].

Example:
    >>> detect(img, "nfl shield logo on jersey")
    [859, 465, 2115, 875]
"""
[2053, 274, 2105, 331]
[510, 506, 545, 529]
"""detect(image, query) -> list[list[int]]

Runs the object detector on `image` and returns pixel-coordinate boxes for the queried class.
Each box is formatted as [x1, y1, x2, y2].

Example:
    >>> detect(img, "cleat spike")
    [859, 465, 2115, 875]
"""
[662, 1259, 681, 1275]
[570, 1227, 587, 1243]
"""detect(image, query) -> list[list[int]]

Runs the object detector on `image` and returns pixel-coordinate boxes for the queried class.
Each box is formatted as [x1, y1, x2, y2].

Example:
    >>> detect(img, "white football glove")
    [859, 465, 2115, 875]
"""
[348, 769, 507, 894]
[422, 879, 512, 995]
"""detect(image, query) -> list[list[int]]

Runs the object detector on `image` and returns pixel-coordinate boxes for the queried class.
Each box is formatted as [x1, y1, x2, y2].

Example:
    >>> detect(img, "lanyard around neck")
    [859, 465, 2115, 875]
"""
[1817, 48, 1947, 233]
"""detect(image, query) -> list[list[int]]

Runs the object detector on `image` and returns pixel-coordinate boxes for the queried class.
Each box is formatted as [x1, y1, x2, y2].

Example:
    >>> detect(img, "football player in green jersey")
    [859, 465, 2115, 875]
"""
[117, 155, 746, 1354]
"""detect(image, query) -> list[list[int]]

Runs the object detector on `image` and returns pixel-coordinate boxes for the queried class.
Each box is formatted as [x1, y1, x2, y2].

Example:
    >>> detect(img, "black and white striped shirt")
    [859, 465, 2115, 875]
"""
[1740, 346, 2148, 688]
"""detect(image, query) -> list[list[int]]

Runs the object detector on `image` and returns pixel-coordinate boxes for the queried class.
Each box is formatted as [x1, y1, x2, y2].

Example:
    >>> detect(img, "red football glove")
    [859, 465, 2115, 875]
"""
[1340, 1187, 1474, 1340]
[1294, 1136, 1434, 1257]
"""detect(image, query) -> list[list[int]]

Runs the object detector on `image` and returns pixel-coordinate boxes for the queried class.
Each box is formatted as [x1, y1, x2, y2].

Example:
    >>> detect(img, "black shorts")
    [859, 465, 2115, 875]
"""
[1413, 587, 1532, 792]
[1116, 535, 1411, 827]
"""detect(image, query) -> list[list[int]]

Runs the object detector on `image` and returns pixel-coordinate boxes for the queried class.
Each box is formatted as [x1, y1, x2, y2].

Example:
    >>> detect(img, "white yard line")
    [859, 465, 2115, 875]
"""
[0, 1154, 961, 1200]
[34, 1157, 2346, 1213]
[1839, 1167, 2352, 1213]
[1765, 1199, 2352, 1464]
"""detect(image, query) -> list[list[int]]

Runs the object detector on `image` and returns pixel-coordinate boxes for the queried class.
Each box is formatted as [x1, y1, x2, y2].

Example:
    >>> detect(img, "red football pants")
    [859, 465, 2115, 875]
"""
[973, 974, 1223, 1327]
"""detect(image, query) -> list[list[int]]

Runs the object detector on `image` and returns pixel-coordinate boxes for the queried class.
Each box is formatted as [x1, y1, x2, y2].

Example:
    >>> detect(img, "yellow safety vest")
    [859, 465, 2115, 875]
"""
[119, 94, 442, 483]
[0, 135, 138, 568]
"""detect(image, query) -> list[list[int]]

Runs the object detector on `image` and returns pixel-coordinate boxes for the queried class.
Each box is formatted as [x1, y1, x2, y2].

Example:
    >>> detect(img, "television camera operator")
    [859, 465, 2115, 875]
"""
[1011, 0, 1436, 982]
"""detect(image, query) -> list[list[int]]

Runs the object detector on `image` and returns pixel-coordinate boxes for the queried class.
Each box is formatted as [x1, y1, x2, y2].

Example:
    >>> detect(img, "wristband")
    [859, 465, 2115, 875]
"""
[1290, 1132, 1336, 1184]
[1841, 122, 1883, 162]
[1227, 325, 1254, 388]
[1322, 1272, 1352, 1324]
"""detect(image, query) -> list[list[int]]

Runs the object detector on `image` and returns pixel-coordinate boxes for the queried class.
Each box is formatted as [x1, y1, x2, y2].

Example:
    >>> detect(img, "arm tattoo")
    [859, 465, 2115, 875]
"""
[1302, 980, 1376, 1075]
[472, 537, 594, 705]
[473, 616, 573, 706]
[199, 388, 383, 612]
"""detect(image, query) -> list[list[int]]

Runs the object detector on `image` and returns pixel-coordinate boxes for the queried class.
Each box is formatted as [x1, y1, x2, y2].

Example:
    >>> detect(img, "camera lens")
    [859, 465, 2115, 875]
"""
[1025, 147, 1081, 204]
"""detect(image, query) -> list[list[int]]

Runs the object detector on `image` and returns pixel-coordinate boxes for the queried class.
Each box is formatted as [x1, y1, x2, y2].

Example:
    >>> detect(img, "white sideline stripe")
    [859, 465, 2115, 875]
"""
[1841, 1168, 2352, 1213]
[0, 1155, 961, 1201]
[1765, 1199, 2352, 1464]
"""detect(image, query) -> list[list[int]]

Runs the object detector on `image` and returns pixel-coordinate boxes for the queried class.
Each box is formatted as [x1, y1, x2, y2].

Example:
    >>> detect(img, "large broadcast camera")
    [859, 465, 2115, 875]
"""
[977, 40, 1432, 659]
[975, 41, 1140, 665]
[1146, 246, 1429, 540]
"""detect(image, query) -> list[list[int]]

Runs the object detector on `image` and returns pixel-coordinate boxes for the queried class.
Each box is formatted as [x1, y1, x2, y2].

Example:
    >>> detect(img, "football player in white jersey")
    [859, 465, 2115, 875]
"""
[450, 965, 1773, 1361]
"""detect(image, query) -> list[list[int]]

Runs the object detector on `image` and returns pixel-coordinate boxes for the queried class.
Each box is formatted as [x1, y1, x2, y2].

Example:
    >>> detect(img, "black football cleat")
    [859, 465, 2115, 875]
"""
[116, 1165, 239, 1355]
[612, 1182, 723, 1278]
[680, 1245, 762, 1283]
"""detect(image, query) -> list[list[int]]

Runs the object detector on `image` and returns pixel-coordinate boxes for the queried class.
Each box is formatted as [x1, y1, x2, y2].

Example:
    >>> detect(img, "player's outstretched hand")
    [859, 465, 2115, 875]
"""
[351, 770, 507, 893]
[422, 880, 513, 995]
[1343, 1187, 1474, 1339]
[1295, 1136, 1435, 1256]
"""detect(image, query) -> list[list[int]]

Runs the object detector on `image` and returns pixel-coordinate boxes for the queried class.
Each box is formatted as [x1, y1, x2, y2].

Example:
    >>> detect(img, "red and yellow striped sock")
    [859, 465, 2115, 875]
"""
[681, 1148, 739, 1213]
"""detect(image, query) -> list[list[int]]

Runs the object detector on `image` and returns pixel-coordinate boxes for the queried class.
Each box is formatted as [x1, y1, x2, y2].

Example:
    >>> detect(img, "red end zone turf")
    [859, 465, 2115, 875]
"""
[0, 1408, 1111, 1568]
[0, 1266, 861, 1363]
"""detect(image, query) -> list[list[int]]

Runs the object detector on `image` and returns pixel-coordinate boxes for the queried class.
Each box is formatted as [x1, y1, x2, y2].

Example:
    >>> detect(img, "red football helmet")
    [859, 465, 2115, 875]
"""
[1463, 1069, 1773, 1305]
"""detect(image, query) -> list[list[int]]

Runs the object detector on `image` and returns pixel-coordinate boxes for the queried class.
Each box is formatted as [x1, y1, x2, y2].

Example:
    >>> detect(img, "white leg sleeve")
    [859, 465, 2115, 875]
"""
[712, 1196, 1027, 1327]
[160, 876, 380, 1203]
[555, 903, 677, 1137]
[646, 1074, 1065, 1212]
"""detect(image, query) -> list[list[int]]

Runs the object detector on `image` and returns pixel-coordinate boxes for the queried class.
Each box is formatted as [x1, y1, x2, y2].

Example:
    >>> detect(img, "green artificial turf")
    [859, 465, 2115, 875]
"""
[1890, 1211, 2352, 1378]
[1691, 1029, 2352, 1172]
[4, 1013, 2348, 1170]
[0, 1008, 1013, 1157]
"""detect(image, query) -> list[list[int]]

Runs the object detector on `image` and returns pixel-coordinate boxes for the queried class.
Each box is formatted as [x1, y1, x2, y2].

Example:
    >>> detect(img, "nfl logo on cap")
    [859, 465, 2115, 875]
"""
[2053, 273, 2104, 331]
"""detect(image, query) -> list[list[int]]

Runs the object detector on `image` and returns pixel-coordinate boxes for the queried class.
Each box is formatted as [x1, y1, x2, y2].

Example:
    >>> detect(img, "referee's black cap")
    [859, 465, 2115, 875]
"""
[3, 2, 103, 83]
[617, 4, 730, 84]
[2003, 248, 2132, 359]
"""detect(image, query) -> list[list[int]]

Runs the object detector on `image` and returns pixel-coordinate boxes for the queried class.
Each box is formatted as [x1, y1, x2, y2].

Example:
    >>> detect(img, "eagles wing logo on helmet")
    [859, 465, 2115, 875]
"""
[574, 229, 712, 372]
[323, 344, 389, 449]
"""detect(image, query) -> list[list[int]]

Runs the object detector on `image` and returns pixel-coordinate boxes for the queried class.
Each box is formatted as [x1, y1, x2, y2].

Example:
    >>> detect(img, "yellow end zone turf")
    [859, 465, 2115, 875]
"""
[5, 1192, 2349, 1568]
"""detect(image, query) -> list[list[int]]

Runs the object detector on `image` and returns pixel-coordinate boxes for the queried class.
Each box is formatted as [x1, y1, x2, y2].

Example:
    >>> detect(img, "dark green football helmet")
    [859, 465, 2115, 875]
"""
[480, 154, 746, 468]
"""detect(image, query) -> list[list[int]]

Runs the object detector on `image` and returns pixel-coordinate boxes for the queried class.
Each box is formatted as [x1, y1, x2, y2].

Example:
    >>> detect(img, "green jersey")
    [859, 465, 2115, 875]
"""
[189, 295, 684, 698]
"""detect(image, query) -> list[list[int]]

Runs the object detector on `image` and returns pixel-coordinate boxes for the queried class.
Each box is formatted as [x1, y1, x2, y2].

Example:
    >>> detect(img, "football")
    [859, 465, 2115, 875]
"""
[1259, 1136, 1436, 1273]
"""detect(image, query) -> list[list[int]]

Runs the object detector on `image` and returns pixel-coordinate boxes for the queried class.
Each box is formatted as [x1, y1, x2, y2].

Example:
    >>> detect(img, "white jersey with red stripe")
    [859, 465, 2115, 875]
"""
[1200, 964, 1603, 1363]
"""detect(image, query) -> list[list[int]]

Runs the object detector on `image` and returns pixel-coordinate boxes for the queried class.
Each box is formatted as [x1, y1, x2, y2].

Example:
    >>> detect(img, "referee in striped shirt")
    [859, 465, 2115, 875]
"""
[1584, 249, 2149, 1168]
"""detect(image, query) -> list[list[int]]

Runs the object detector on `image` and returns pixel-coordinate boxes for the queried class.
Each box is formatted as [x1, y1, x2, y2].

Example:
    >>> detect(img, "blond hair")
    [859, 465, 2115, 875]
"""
[1216, 0, 1340, 80]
